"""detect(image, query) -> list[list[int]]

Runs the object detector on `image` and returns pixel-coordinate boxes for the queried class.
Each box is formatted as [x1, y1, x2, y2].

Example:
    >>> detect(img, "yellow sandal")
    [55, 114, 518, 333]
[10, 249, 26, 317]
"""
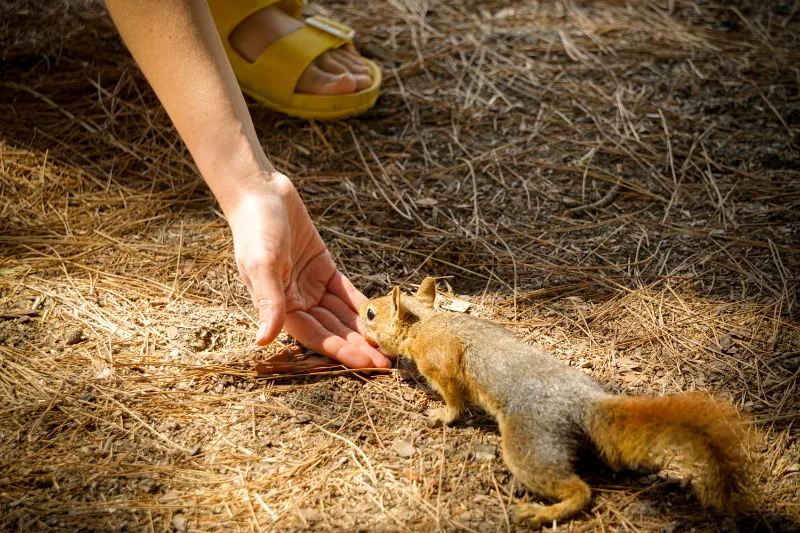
[208, 0, 381, 120]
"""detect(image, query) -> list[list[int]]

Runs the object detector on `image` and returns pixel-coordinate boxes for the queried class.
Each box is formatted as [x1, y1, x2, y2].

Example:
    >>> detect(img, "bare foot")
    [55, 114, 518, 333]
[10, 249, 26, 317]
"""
[228, 6, 372, 95]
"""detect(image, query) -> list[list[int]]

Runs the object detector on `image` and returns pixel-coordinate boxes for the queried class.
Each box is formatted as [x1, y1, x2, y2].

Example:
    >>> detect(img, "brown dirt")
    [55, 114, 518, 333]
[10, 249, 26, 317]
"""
[1, 0, 798, 531]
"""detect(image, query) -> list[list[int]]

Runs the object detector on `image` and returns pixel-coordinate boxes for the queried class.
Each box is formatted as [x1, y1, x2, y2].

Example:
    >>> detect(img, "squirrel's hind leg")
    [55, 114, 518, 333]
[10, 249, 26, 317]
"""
[508, 476, 590, 529]
[501, 417, 591, 528]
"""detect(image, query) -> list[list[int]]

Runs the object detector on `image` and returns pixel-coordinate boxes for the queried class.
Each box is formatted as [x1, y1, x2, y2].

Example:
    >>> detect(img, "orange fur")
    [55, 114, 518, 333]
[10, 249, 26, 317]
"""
[588, 393, 753, 512]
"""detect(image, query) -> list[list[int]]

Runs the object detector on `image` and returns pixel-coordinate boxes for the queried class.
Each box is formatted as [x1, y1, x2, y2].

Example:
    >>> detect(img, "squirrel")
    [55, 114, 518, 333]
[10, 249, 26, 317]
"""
[359, 277, 754, 528]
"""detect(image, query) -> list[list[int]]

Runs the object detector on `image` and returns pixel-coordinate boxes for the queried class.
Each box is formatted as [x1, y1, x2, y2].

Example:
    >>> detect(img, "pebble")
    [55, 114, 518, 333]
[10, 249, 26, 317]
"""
[292, 414, 312, 424]
[718, 334, 732, 351]
[172, 514, 187, 532]
[188, 445, 201, 457]
[299, 508, 323, 522]
[78, 389, 96, 403]
[392, 440, 415, 458]
[64, 328, 84, 345]
[473, 443, 497, 462]
[638, 473, 659, 485]
[190, 338, 208, 351]
[138, 479, 159, 493]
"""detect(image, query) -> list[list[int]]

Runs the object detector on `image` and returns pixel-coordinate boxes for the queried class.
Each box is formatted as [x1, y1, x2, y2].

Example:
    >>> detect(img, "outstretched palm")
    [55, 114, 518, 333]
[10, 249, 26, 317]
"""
[229, 173, 389, 369]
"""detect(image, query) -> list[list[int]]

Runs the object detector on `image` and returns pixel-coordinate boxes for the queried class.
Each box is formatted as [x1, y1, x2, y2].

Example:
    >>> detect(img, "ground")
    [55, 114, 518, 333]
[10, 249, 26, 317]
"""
[0, 0, 799, 531]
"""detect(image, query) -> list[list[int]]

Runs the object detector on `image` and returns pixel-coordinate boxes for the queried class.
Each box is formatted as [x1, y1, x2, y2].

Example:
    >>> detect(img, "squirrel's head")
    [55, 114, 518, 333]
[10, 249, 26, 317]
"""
[359, 277, 437, 358]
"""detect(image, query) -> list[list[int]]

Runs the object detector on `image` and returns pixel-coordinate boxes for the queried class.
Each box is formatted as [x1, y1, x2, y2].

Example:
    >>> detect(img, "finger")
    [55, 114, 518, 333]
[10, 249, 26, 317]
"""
[308, 306, 390, 368]
[249, 265, 287, 346]
[319, 293, 362, 332]
[327, 272, 369, 312]
[284, 311, 377, 369]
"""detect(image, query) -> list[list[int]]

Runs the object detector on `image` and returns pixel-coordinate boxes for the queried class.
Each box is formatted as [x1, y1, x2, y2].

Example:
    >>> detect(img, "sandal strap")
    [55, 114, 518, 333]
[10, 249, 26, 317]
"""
[208, 0, 303, 38]
[250, 19, 351, 103]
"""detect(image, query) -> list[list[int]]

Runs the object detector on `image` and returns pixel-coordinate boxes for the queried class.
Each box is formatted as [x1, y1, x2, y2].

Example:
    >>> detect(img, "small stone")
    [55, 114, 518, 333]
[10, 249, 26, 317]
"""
[299, 508, 323, 522]
[718, 334, 732, 351]
[425, 413, 444, 429]
[292, 414, 312, 424]
[65, 328, 84, 345]
[166, 326, 179, 340]
[188, 445, 201, 457]
[638, 474, 658, 485]
[0, 477, 10, 487]
[580, 360, 594, 368]
[172, 514, 187, 532]
[473, 444, 497, 462]
[190, 338, 207, 351]
[16, 316, 30, 324]
[474, 444, 496, 455]
[78, 389, 96, 403]
[392, 440, 415, 458]
[139, 479, 159, 493]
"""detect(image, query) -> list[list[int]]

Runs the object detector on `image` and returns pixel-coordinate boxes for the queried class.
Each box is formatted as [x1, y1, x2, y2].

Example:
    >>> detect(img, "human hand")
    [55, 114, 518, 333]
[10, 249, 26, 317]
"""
[226, 172, 390, 369]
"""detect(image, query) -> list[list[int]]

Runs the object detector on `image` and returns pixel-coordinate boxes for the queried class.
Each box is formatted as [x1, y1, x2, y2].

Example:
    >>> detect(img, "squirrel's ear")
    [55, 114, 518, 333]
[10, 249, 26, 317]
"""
[415, 277, 436, 308]
[390, 286, 405, 322]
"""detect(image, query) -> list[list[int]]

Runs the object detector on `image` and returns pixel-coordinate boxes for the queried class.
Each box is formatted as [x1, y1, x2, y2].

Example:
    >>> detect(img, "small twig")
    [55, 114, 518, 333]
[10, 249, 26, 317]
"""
[563, 183, 622, 216]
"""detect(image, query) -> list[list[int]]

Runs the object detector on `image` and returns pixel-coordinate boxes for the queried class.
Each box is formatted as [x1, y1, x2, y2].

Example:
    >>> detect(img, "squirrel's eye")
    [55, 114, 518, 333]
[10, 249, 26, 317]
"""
[366, 308, 375, 321]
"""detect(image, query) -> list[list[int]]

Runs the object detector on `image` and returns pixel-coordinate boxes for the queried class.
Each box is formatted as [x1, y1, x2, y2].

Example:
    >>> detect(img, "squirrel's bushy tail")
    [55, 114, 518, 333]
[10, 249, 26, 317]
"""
[587, 393, 753, 511]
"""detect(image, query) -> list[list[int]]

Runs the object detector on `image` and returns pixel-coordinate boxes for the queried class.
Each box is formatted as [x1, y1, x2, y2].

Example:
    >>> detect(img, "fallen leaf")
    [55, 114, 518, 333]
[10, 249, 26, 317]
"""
[442, 299, 471, 313]
[299, 508, 323, 522]
[254, 345, 337, 376]
[392, 440, 415, 458]
[416, 197, 438, 207]
[402, 469, 422, 482]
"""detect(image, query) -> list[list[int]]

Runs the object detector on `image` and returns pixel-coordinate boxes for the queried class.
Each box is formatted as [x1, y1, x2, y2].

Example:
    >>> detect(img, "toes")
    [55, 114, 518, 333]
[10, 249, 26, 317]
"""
[295, 63, 357, 95]
[307, 50, 372, 93]
[316, 52, 350, 76]
[342, 42, 361, 56]
[331, 49, 372, 91]
[333, 48, 370, 75]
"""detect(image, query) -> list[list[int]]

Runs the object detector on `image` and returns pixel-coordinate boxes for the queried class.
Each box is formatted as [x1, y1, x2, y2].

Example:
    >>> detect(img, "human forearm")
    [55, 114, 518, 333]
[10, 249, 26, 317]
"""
[105, 0, 276, 213]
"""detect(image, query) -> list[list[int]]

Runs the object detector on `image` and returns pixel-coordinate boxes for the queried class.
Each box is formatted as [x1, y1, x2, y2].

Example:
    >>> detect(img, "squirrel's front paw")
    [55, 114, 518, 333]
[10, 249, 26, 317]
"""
[427, 407, 459, 427]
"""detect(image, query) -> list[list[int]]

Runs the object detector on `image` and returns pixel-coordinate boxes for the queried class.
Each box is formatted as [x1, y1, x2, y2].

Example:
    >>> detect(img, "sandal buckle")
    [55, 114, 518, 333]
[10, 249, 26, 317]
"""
[305, 16, 355, 41]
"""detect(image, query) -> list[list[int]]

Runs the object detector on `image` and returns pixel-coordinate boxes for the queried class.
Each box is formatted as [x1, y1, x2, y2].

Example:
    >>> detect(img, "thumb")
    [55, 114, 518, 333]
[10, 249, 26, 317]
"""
[250, 268, 287, 346]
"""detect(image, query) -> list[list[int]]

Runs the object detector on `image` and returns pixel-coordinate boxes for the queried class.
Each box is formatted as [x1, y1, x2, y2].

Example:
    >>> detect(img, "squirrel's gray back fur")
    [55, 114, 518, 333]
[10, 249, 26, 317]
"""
[428, 312, 609, 460]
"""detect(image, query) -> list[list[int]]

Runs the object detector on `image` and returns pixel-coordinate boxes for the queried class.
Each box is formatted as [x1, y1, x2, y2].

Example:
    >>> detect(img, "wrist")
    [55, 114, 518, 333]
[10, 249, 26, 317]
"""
[197, 135, 291, 219]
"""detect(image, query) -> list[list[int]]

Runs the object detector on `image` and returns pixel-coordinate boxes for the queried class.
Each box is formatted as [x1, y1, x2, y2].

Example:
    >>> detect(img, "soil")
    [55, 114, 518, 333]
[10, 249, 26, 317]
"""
[1, 0, 799, 532]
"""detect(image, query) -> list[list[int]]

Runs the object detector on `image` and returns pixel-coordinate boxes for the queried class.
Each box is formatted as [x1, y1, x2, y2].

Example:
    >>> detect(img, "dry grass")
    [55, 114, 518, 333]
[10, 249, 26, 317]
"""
[1, 0, 799, 531]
